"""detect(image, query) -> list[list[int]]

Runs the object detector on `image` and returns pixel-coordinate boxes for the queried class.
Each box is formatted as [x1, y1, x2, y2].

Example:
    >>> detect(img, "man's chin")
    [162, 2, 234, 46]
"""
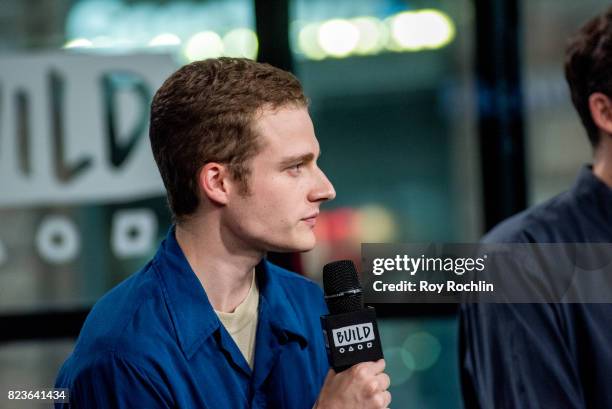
[294, 242, 316, 253]
[292, 234, 317, 252]
[267, 236, 316, 253]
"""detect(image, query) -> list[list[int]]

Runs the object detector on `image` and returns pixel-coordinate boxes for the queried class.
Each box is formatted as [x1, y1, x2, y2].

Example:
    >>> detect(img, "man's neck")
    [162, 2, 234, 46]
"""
[175, 215, 264, 313]
[593, 136, 612, 188]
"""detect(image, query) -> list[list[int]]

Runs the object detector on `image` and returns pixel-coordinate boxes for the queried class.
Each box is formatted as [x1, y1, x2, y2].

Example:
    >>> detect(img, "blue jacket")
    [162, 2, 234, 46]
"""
[56, 228, 330, 408]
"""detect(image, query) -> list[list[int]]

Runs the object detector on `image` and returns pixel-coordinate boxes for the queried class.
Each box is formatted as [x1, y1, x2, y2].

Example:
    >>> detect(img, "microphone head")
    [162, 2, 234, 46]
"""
[323, 260, 363, 314]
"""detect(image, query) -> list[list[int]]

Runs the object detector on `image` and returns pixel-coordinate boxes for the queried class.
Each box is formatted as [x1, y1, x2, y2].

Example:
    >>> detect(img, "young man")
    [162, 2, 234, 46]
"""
[460, 7, 612, 409]
[55, 58, 391, 408]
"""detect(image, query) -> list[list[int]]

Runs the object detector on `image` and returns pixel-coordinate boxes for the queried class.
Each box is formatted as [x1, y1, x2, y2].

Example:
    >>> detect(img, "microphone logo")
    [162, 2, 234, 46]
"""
[332, 323, 375, 347]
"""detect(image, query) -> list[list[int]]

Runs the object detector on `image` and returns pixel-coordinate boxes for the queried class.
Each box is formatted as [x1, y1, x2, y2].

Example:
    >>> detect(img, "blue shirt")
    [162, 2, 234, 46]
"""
[55, 228, 330, 408]
[460, 166, 612, 408]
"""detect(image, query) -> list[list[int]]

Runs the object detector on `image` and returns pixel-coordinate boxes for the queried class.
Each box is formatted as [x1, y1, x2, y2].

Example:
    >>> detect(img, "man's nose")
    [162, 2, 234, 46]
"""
[309, 167, 336, 202]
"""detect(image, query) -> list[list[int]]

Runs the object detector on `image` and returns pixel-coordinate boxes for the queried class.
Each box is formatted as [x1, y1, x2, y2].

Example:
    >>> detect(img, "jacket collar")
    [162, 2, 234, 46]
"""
[572, 165, 612, 202]
[153, 226, 308, 359]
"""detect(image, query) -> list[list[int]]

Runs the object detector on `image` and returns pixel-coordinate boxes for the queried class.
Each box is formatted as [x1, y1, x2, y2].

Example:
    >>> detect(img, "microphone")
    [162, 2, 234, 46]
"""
[320, 260, 384, 372]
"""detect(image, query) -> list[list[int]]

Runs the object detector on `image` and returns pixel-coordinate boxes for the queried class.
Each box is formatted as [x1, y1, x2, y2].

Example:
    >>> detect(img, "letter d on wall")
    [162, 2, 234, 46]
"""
[101, 71, 151, 169]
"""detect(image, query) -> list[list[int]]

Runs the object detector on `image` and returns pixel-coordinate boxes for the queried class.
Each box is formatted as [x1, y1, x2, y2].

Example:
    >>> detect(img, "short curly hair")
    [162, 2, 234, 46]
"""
[565, 6, 612, 147]
[149, 58, 308, 222]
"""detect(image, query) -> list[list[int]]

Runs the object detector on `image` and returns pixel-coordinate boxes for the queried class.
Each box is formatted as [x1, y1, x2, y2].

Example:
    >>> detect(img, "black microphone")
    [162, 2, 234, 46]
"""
[320, 260, 384, 372]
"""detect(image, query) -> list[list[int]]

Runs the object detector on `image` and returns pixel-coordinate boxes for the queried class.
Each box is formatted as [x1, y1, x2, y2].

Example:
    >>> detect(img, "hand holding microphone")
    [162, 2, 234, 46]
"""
[316, 359, 391, 409]
[315, 260, 391, 409]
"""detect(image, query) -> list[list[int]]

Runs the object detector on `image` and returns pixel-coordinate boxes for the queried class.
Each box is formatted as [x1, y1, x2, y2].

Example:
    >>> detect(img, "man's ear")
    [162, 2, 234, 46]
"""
[198, 163, 230, 205]
[589, 92, 612, 134]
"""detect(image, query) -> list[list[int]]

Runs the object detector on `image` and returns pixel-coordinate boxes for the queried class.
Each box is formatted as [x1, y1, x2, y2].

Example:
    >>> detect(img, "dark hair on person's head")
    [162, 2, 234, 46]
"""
[149, 58, 308, 223]
[565, 6, 612, 147]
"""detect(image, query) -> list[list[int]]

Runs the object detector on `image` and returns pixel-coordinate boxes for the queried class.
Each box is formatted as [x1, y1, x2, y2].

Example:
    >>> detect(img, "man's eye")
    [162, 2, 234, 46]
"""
[288, 163, 303, 173]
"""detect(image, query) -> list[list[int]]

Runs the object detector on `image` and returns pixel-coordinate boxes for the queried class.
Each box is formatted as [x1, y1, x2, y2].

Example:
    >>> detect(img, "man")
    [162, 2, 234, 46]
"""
[55, 58, 391, 408]
[460, 7, 612, 409]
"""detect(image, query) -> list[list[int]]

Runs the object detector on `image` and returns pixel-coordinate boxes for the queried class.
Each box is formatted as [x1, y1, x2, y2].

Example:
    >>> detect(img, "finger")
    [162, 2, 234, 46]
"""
[352, 361, 376, 380]
[375, 359, 387, 373]
[363, 377, 380, 398]
[382, 390, 392, 407]
[352, 360, 386, 385]
[372, 358, 386, 374]
[371, 390, 392, 409]
[364, 373, 390, 398]
[375, 372, 391, 391]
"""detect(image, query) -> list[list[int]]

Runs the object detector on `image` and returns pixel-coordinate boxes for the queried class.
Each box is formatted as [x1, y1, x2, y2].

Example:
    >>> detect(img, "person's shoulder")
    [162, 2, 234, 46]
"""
[55, 347, 175, 407]
[57, 347, 154, 385]
[72, 260, 172, 357]
[483, 190, 575, 243]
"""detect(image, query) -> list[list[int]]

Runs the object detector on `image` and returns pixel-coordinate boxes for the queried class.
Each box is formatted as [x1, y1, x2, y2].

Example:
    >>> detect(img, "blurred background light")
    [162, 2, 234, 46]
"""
[389, 11, 423, 50]
[351, 16, 387, 55]
[222, 28, 258, 59]
[90, 36, 118, 49]
[184, 31, 224, 61]
[148, 33, 181, 47]
[63, 38, 92, 49]
[389, 10, 455, 51]
[402, 332, 442, 371]
[317, 19, 360, 57]
[298, 22, 327, 60]
[416, 9, 456, 49]
[65, 2, 454, 59]
[357, 205, 398, 242]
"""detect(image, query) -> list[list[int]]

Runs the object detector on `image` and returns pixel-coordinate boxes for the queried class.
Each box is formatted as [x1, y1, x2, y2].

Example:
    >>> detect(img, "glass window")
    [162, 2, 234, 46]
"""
[522, 0, 610, 203]
[290, 1, 478, 407]
[0, 0, 254, 312]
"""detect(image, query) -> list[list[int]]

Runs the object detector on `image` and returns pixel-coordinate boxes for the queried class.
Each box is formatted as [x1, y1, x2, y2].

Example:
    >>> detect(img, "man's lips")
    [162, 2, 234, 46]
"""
[301, 213, 319, 227]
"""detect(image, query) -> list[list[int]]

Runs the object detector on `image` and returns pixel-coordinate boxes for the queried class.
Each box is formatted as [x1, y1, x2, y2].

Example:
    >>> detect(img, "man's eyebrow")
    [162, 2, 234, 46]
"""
[278, 152, 318, 167]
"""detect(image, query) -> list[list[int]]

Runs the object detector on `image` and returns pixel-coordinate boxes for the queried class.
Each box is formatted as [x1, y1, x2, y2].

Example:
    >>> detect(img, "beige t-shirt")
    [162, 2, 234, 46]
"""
[215, 273, 259, 369]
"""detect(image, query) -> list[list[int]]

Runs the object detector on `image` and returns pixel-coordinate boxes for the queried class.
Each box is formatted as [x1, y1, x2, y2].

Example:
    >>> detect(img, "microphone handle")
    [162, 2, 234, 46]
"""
[320, 307, 384, 372]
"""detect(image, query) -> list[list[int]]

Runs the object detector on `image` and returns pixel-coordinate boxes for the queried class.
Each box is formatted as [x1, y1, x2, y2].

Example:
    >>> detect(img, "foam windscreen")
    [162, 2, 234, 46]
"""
[322, 260, 363, 314]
